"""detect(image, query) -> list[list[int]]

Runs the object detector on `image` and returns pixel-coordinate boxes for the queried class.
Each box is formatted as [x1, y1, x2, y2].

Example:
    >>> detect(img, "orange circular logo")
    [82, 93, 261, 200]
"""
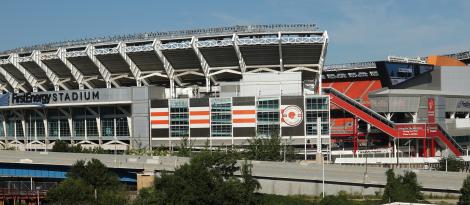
[282, 105, 303, 126]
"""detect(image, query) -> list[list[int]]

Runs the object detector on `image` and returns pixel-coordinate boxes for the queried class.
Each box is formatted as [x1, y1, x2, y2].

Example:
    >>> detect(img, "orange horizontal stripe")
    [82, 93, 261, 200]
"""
[151, 112, 169, 117]
[151, 120, 169, 124]
[190, 119, 210, 124]
[233, 118, 256, 123]
[233, 110, 256, 114]
[190, 111, 210, 115]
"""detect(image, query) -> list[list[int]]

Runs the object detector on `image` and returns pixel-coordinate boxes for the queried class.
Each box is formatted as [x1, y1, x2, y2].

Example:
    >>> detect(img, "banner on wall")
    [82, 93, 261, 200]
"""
[396, 124, 426, 138]
[428, 98, 435, 123]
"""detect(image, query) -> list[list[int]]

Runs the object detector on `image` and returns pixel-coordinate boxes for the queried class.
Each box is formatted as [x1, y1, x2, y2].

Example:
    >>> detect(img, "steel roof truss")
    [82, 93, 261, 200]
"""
[57, 48, 93, 89]
[117, 42, 149, 86]
[191, 37, 217, 86]
[153, 40, 183, 86]
[231, 34, 246, 73]
[86, 45, 119, 88]
[32, 50, 68, 91]
[9, 54, 47, 92]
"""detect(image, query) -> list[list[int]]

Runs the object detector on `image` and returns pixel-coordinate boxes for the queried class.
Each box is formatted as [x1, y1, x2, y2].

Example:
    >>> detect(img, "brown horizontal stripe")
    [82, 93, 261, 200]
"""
[151, 112, 169, 117]
[190, 119, 210, 124]
[233, 118, 256, 123]
[151, 120, 169, 124]
[233, 110, 256, 114]
[189, 111, 210, 115]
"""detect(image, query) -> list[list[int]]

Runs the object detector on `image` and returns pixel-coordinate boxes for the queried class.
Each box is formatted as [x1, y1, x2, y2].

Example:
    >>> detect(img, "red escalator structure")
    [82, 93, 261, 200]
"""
[324, 87, 463, 156]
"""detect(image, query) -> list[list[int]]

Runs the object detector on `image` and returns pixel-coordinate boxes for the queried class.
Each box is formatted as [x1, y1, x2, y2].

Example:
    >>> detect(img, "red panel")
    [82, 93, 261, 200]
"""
[346, 81, 373, 100]
[330, 82, 351, 93]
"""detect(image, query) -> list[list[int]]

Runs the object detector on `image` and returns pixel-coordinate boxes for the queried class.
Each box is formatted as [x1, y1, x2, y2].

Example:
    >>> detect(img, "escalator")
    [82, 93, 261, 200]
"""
[324, 87, 463, 156]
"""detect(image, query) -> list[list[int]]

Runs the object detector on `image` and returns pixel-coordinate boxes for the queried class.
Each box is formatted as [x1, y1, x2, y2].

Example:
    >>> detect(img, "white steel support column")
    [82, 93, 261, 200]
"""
[42, 114, 49, 147]
[31, 51, 67, 91]
[57, 48, 93, 90]
[0, 84, 9, 93]
[117, 42, 149, 87]
[1, 113, 7, 144]
[278, 32, 284, 72]
[170, 79, 175, 98]
[86, 45, 119, 88]
[191, 37, 217, 91]
[59, 108, 74, 144]
[9, 54, 46, 92]
[318, 31, 329, 95]
[232, 34, 247, 73]
[412, 112, 418, 123]
[0, 65, 27, 93]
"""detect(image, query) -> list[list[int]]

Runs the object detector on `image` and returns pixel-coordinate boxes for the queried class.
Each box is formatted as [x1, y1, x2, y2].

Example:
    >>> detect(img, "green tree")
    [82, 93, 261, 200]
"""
[246, 129, 282, 161]
[51, 140, 70, 152]
[134, 151, 260, 205]
[460, 175, 470, 205]
[47, 178, 94, 205]
[319, 195, 351, 205]
[438, 155, 463, 172]
[47, 158, 128, 205]
[176, 136, 192, 157]
[382, 169, 423, 203]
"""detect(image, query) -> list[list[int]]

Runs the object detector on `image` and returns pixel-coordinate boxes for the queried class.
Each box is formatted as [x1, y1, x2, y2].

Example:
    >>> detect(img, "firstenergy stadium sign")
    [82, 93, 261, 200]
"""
[11, 90, 100, 105]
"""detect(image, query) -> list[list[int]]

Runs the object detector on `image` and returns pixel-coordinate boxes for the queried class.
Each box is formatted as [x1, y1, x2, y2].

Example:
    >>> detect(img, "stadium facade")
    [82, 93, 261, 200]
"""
[0, 24, 470, 159]
[0, 24, 331, 155]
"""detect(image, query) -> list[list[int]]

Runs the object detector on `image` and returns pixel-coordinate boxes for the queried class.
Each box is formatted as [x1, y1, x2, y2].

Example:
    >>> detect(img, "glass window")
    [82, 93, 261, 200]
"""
[59, 120, 70, 137]
[74, 119, 85, 137]
[305, 96, 330, 135]
[256, 98, 280, 137]
[7, 120, 15, 137]
[36, 120, 45, 137]
[86, 118, 99, 137]
[48, 120, 59, 137]
[26, 120, 35, 138]
[102, 118, 114, 137]
[116, 118, 129, 137]
[170, 99, 189, 138]
[211, 98, 231, 137]
[16, 121, 24, 137]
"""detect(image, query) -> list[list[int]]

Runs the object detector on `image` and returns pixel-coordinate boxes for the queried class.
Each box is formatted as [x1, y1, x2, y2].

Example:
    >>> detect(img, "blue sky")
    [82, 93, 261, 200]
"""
[1, 0, 469, 64]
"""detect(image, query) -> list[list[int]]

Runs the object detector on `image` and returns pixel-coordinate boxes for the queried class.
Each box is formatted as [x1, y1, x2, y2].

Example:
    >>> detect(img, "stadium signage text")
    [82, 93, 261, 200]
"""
[322, 70, 379, 80]
[11, 91, 100, 104]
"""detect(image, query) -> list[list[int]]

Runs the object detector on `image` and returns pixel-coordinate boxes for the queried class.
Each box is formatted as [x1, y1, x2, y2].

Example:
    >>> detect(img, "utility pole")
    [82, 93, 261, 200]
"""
[317, 118, 325, 198]
[363, 124, 370, 196]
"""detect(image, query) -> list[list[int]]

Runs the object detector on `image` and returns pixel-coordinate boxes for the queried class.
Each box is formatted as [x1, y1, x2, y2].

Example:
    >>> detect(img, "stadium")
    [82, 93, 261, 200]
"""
[0, 23, 469, 162]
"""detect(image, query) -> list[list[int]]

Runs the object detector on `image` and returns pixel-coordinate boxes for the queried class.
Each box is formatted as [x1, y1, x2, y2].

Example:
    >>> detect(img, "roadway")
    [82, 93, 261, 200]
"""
[0, 150, 467, 195]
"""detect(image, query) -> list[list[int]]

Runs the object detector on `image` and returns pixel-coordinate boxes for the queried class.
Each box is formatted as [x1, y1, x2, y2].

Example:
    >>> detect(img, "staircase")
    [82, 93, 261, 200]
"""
[324, 87, 463, 156]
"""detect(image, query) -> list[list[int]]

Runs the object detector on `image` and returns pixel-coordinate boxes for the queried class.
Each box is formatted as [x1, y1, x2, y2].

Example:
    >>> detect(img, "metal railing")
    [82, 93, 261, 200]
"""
[0, 24, 318, 55]
[323, 87, 395, 128]
[436, 123, 464, 154]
